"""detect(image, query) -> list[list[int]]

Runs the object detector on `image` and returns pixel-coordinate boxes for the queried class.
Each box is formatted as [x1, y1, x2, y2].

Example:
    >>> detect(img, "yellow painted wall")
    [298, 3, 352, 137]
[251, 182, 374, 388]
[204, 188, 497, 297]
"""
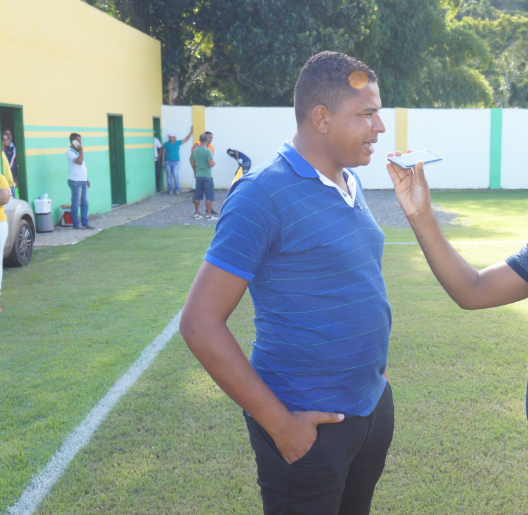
[0, 0, 162, 129]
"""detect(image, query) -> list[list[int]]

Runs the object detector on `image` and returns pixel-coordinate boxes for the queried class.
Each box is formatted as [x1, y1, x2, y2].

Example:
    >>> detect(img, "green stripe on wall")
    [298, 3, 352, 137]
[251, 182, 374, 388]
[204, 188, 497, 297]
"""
[490, 108, 502, 190]
[25, 136, 109, 150]
[124, 136, 152, 145]
[24, 126, 107, 132]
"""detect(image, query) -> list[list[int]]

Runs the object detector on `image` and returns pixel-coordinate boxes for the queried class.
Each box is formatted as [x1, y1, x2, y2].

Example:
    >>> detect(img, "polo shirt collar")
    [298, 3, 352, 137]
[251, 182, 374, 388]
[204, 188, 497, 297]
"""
[278, 141, 319, 179]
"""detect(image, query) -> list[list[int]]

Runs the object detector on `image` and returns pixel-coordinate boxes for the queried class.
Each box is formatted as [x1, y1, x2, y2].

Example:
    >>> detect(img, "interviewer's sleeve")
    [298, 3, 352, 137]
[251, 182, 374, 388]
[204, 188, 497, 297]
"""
[506, 243, 528, 283]
[205, 179, 281, 281]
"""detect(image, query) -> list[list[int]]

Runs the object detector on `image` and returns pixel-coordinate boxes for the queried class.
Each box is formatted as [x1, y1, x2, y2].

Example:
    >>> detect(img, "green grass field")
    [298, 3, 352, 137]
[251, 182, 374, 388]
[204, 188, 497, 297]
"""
[2, 190, 528, 514]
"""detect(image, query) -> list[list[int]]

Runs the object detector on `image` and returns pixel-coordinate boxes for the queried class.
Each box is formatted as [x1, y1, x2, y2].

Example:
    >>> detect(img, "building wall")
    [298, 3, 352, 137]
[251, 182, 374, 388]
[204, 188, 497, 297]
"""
[501, 109, 528, 189]
[0, 0, 162, 222]
[407, 109, 491, 190]
[162, 105, 527, 190]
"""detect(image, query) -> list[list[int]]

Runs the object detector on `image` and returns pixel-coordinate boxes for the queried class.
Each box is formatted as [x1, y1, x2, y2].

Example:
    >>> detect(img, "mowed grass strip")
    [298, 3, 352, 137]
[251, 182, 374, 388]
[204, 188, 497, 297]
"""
[383, 189, 528, 243]
[0, 225, 215, 512]
[4, 190, 528, 514]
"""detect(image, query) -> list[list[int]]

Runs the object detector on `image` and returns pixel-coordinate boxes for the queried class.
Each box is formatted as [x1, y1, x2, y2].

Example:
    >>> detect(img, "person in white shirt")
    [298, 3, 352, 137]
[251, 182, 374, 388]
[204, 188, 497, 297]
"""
[154, 133, 163, 192]
[65, 133, 94, 230]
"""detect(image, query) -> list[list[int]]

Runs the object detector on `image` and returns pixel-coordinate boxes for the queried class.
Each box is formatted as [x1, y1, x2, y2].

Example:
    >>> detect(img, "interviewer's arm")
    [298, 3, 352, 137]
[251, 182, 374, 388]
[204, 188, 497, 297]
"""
[387, 151, 528, 310]
[179, 261, 343, 464]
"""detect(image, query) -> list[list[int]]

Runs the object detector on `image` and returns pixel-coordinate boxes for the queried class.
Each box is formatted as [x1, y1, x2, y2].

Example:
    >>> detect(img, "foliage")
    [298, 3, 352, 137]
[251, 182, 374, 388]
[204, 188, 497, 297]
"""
[82, 0, 528, 108]
[413, 21, 494, 107]
[460, 13, 528, 106]
[82, 0, 376, 106]
[353, 0, 493, 107]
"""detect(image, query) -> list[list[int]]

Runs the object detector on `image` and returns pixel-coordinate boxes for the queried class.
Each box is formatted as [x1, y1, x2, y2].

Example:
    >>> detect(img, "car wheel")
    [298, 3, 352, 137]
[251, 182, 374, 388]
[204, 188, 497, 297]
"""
[5, 219, 34, 267]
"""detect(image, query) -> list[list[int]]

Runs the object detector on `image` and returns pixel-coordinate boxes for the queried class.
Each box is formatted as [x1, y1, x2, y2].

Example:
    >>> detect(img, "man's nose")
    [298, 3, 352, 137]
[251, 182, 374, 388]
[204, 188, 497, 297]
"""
[374, 114, 386, 133]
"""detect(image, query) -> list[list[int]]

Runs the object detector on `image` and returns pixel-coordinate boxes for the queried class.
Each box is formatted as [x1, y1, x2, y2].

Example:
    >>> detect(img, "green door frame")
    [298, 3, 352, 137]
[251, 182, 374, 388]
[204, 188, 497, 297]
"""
[107, 114, 127, 206]
[153, 116, 161, 141]
[0, 102, 28, 201]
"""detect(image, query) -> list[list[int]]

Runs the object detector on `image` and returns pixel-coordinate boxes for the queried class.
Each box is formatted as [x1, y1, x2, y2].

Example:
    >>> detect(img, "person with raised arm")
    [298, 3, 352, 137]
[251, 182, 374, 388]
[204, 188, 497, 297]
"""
[387, 151, 528, 418]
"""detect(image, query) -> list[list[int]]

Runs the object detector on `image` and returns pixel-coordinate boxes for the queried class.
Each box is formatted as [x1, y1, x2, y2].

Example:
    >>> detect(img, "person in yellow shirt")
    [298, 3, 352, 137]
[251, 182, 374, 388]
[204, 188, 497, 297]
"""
[1, 134, 15, 189]
[0, 173, 10, 312]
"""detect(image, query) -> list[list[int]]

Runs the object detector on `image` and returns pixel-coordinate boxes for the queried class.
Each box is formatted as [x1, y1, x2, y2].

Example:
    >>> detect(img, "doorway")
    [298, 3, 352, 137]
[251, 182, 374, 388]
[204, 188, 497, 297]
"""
[0, 104, 27, 200]
[153, 116, 161, 141]
[107, 114, 126, 207]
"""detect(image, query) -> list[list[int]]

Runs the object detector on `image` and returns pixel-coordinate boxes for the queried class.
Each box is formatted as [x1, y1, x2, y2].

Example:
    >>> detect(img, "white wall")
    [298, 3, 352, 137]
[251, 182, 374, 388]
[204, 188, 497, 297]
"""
[206, 107, 297, 189]
[501, 109, 528, 189]
[408, 109, 491, 189]
[162, 105, 397, 190]
[162, 105, 528, 190]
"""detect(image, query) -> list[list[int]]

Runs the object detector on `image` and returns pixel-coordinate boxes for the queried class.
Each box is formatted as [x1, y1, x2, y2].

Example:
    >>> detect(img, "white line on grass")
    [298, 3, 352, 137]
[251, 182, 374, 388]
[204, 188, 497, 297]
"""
[385, 241, 526, 245]
[8, 309, 183, 515]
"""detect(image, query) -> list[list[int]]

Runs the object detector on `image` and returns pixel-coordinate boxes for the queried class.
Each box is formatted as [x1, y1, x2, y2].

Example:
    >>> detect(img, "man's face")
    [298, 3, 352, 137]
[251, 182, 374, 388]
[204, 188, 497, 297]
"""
[328, 82, 385, 168]
[207, 134, 213, 145]
[169, 136, 176, 143]
[5, 131, 12, 143]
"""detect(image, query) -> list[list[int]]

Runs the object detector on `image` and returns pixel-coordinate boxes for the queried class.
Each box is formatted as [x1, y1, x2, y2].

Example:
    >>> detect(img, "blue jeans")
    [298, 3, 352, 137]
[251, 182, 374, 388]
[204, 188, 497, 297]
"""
[68, 179, 89, 227]
[165, 161, 179, 191]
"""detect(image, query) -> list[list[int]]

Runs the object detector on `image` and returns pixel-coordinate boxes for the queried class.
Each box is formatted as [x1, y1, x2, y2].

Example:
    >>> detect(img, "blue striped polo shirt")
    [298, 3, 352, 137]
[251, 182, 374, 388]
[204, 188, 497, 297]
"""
[205, 142, 391, 417]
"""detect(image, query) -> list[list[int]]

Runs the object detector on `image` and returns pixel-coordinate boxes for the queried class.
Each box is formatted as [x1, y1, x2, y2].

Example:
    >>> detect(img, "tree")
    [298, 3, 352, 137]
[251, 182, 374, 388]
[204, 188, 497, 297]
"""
[460, 13, 528, 106]
[353, 0, 493, 107]
[83, 0, 376, 106]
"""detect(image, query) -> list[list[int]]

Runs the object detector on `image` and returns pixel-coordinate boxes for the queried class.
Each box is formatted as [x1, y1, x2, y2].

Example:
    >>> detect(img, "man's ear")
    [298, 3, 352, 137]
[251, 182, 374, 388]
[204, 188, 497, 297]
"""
[311, 105, 331, 135]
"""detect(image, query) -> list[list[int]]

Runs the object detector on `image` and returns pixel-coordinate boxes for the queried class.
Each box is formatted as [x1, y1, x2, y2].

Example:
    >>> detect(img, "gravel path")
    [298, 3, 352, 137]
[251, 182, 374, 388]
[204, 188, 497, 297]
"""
[127, 190, 229, 228]
[363, 190, 459, 228]
[128, 189, 459, 229]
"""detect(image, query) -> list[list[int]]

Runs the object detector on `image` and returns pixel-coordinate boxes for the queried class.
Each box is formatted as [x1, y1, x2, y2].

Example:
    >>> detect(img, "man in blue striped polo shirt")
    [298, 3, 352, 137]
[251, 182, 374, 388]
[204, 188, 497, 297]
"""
[181, 51, 392, 514]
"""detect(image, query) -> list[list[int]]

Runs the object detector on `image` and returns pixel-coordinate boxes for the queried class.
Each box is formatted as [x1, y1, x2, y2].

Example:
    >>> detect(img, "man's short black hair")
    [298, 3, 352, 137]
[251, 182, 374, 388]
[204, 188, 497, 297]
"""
[199, 133, 208, 143]
[205, 131, 213, 135]
[70, 133, 81, 143]
[294, 51, 377, 124]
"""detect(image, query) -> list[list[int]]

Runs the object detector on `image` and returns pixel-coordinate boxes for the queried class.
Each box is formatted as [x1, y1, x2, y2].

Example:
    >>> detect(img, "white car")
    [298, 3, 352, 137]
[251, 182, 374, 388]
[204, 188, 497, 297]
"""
[3, 196, 35, 266]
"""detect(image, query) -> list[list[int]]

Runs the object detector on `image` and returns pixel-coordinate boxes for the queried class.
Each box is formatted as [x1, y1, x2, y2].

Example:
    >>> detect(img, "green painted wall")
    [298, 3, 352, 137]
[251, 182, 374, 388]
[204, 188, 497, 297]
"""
[25, 125, 156, 225]
[490, 109, 502, 190]
[125, 147, 156, 204]
[27, 151, 112, 225]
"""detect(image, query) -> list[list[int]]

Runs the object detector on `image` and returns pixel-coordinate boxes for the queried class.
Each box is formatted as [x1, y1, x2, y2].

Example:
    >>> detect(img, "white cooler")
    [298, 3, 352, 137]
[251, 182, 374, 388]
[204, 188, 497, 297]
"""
[34, 197, 54, 233]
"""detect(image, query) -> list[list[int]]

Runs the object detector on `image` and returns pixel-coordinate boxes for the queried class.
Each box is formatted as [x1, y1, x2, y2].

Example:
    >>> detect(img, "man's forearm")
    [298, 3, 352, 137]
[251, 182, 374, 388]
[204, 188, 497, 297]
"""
[408, 208, 482, 309]
[182, 319, 292, 438]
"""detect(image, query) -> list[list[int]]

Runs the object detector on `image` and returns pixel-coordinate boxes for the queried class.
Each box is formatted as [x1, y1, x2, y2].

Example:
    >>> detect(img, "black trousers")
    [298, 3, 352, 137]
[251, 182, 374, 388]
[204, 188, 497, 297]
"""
[245, 383, 394, 515]
[242, 160, 252, 174]
[155, 160, 162, 192]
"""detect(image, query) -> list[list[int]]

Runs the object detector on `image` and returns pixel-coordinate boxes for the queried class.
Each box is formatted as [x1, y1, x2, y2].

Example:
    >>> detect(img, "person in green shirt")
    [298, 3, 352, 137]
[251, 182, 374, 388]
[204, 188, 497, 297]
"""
[190, 133, 217, 220]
